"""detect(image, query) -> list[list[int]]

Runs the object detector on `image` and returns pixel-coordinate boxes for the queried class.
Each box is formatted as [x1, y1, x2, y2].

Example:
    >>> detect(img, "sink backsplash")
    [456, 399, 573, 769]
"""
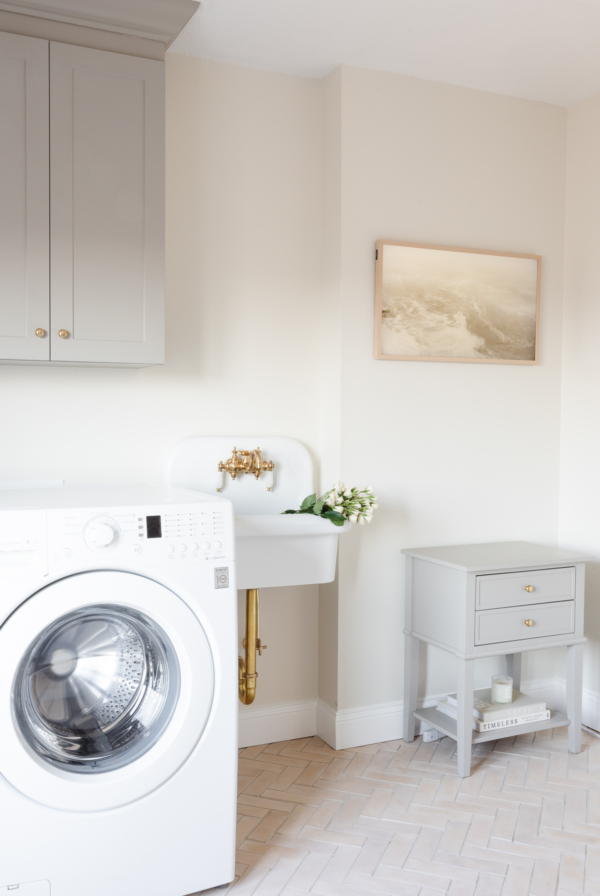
[163, 436, 314, 514]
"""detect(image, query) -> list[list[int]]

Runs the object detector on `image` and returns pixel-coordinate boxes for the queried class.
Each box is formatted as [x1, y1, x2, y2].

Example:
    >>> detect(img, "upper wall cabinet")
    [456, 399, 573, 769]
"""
[0, 32, 50, 362]
[0, 33, 165, 367]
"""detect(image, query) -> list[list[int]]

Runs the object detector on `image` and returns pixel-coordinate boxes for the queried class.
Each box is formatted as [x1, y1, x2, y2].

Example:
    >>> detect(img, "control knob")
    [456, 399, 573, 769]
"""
[84, 517, 120, 551]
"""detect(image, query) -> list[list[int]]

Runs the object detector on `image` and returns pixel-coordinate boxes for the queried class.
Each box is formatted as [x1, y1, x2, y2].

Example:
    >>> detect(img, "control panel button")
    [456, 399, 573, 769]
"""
[190, 543, 199, 552]
[202, 542, 211, 552]
[84, 516, 120, 551]
[167, 545, 175, 554]
[62, 548, 72, 560]
[214, 541, 222, 550]
[179, 544, 187, 552]
[132, 544, 142, 555]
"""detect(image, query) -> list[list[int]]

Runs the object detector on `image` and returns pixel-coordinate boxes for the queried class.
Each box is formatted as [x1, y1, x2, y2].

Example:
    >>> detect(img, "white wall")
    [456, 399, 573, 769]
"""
[320, 66, 568, 744]
[559, 93, 600, 725]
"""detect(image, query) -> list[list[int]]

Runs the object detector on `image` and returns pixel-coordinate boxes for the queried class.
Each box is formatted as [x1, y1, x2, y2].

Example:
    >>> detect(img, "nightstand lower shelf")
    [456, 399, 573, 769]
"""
[413, 706, 568, 745]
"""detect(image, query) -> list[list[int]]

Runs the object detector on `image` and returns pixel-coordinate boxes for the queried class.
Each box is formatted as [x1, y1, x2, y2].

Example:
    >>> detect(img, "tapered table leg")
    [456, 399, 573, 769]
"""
[457, 658, 475, 777]
[566, 643, 583, 754]
[506, 653, 522, 691]
[403, 634, 419, 743]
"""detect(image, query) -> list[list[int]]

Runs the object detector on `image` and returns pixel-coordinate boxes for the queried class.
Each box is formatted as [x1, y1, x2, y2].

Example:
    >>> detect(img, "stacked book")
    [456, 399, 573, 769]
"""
[437, 688, 550, 733]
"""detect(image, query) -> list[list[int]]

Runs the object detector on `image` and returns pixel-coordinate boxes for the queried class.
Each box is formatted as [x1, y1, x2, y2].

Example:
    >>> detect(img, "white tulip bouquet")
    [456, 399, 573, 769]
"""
[282, 481, 378, 527]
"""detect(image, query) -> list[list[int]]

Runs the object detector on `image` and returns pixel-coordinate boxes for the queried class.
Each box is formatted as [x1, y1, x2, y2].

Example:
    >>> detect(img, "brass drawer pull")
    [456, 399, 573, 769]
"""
[525, 585, 534, 592]
[524, 619, 533, 626]
[35, 328, 45, 337]
[58, 329, 69, 339]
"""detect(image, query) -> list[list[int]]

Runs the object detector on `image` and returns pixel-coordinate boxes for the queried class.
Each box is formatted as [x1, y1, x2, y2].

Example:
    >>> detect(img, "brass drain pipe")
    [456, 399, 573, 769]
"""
[239, 588, 267, 704]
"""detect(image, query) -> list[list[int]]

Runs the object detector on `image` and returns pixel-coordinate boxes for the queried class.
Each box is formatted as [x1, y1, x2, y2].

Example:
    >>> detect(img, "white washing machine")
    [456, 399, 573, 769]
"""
[0, 485, 237, 896]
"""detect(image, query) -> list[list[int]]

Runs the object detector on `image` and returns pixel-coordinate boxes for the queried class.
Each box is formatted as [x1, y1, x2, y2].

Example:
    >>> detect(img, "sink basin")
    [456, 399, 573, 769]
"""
[235, 514, 351, 590]
[164, 435, 351, 589]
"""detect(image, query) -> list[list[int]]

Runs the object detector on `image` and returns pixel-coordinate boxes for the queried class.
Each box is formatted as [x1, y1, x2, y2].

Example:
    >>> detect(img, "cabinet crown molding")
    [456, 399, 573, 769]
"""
[0, 0, 198, 43]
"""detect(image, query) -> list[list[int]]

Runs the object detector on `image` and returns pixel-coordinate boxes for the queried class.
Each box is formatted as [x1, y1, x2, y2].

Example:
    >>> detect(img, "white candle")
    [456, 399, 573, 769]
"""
[491, 675, 513, 703]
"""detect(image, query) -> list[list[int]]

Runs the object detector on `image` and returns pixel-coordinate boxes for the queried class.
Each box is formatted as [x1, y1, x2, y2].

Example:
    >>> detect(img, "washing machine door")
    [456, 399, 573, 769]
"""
[0, 571, 214, 812]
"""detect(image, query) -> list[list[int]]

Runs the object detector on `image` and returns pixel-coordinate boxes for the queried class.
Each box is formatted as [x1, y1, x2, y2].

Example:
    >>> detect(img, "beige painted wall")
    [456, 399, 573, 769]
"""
[0, 54, 323, 708]
[559, 94, 600, 714]
[321, 66, 568, 713]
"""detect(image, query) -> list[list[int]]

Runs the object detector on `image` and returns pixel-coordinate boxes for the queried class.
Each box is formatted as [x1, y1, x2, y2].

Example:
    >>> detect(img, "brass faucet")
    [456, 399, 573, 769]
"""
[217, 446, 274, 491]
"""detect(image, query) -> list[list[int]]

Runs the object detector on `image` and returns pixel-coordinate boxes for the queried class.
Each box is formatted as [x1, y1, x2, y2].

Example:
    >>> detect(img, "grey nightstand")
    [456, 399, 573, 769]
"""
[402, 541, 591, 776]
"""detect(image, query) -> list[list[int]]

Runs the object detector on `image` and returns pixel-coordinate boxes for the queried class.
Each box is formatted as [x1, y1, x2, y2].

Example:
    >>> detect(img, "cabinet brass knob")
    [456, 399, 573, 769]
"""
[35, 328, 45, 338]
[524, 619, 533, 626]
[524, 585, 534, 592]
[58, 329, 69, 339]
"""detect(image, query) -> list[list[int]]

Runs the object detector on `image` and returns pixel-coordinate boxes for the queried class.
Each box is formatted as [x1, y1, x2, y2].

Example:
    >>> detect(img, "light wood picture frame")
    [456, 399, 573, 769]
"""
[374, 240, 541, 365]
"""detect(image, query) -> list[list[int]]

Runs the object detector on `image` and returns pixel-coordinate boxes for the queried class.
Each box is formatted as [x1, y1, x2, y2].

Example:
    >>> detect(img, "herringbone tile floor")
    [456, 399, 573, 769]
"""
[207, 726, 600, 896]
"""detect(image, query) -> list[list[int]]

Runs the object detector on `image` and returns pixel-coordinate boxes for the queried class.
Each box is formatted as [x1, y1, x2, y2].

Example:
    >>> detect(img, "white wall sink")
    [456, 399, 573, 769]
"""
[235, 514, 351, 589]
[164, 436, 350, 589]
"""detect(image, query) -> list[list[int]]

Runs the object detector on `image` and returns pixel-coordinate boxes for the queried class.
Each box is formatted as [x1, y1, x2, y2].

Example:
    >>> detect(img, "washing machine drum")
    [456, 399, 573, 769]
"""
[15, 605, 179, 773]
[0, 570, 215, 812]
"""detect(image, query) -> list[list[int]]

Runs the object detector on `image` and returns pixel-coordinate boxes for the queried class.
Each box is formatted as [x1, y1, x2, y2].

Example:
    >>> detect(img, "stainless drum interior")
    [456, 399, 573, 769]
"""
[14, 605, 180, 773]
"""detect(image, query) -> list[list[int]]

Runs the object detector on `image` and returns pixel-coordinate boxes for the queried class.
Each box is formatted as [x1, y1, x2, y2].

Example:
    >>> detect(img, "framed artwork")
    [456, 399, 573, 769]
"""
[374, 240, 541, 364]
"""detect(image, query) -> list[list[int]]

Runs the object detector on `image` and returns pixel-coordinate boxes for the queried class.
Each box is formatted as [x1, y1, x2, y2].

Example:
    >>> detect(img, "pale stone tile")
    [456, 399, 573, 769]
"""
[408, 827, 444, 862]
[349, 837, 388, 875]
[333, 795, 369, 826]
[380, 832, 419, 868]
[344, 752, 373, 778]
[286, 851, 331, 890]
[405, 806, 473, 827]
[228, 863, 271, 896]
[526, 757, 550, 785]
[413, 778, 442, 807]
[386, 783, 418, 812]
[565, 788, 588, 825]
[240, 745, 269, 759]
[305, 800, 343, 830]
[464, 814, 495, 848]
[248, 810, 289, 843]
[263, 741, 292, 755]
[447, 883, 476, 896]
[438, 821, 469, 854]
[491, 809, 518, 842]
[253, 858, 303, 896]
[462, 843, 534, 871]
[243, 770, 283, 795]
[239, 793, 302, 813]
[315, 875, 420, 896]
[500, 864, 533, 896]
[529, 859, 560, 896]
[505, 761, 527, 787]
[540, 798, 565, 831]
[404, 858, 478, 884]
[514, 803, 542, 841]
[558, 853, 585, 893]
[319, 846, 362, 883]
[372, 863, 452, 891]
[237, 815, 263, 845]
[294, 761, 329, 787]
[277, 804, 316, 835]
[239, 840, 307, 862]
[319, 758, 352, 782]
[436, 775, 462, 802]
[328, 823, 395, 843]
[297, 826, 367, 847]
[434, 850, 506, 876]
[362, 789, 393, 818]
[270, 766, 304, 792]
[271, 834, 336, 856]
[588, 845, 600, 882]
[472, 873, 504, 895]
[353, 815, 421, 837]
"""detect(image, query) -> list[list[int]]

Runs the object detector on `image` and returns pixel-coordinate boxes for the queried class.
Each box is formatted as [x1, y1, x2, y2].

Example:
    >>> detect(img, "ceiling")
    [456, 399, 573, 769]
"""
[169, 0, 600, 107]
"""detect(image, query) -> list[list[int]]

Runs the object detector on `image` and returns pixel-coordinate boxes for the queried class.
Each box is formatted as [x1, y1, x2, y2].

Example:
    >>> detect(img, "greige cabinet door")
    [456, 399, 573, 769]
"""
[50, 43, 165, 366]
[0, 32, 49, 361]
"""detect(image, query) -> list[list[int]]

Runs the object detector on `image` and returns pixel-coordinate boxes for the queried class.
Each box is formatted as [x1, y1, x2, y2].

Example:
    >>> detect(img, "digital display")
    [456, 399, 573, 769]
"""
[146, 515, 162, 539]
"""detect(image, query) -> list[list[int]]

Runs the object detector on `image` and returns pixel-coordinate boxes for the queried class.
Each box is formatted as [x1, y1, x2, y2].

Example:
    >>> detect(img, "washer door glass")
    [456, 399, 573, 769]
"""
[14, 605, 180, 773]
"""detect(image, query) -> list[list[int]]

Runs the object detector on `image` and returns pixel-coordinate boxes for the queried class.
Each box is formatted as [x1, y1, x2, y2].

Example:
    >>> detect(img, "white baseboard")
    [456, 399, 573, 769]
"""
[239, 679, 600, 750]
[238, 699, 317, 748]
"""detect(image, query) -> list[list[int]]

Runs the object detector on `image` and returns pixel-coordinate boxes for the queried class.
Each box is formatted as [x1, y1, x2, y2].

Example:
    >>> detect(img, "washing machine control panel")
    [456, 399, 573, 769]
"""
[48, 503, 233, 568]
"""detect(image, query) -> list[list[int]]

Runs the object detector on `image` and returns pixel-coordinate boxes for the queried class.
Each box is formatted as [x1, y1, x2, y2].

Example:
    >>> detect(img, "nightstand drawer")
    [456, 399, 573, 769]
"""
[475, 600, 575, 645]
[476, 567, 575, 610]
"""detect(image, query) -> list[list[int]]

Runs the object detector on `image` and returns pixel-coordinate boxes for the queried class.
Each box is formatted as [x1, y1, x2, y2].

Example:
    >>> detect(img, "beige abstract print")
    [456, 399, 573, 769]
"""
[379, 244, 539, 362]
